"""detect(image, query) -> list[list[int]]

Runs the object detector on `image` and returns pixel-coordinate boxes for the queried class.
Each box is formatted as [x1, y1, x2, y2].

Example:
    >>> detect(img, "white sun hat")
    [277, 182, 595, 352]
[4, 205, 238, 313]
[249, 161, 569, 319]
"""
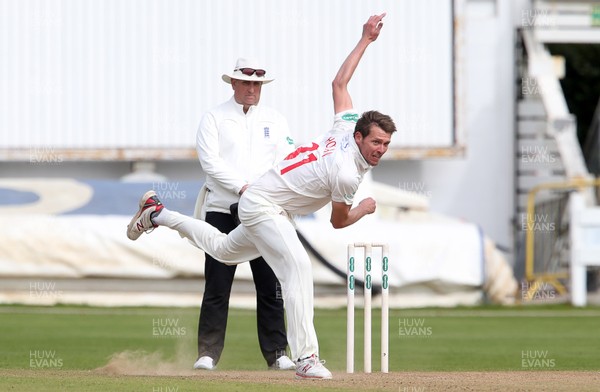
[221, 57, 274, 84]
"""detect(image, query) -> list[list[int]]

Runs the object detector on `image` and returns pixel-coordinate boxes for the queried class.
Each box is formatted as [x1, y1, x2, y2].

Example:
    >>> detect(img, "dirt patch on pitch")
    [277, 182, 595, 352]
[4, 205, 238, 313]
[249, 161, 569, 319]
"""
[95, 354, 599, 392]
[94, 352, 599, 390]
[186, 371, 599, 391]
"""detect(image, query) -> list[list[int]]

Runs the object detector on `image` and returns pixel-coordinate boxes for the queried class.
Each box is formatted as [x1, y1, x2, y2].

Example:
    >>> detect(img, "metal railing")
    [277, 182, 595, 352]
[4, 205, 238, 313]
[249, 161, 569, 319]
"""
[524, 178, 600, 299]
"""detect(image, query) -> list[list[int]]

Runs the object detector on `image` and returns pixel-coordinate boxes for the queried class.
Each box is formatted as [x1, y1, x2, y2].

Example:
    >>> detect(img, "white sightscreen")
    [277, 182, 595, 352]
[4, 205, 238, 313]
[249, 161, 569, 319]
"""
[0, 0, 454, 151]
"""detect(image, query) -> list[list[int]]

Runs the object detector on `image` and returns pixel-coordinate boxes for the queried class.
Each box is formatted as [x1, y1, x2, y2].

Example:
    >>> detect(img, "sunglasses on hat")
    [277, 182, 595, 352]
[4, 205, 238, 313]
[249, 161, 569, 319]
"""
[236, 68, 266, 77]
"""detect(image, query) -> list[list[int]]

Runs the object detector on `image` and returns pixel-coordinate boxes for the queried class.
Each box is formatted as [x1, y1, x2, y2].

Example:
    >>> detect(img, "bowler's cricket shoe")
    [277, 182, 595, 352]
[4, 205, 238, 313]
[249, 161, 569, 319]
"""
[126, 190, 164, 240]
[295, 354, 332, 379]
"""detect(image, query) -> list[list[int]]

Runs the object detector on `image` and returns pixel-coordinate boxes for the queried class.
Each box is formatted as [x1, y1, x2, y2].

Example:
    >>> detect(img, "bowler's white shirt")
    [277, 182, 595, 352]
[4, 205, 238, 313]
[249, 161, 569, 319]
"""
[244, 110, 371, 222]
[196, 97, 294, 213]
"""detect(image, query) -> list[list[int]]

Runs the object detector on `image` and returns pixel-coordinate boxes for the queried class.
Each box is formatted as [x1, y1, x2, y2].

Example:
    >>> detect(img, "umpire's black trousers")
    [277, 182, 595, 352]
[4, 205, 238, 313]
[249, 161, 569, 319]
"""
[197, 211, 289, 366]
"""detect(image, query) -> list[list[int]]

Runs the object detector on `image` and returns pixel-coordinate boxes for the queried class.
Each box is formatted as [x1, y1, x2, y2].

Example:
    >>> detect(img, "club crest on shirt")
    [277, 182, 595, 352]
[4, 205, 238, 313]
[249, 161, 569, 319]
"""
[341, 134, 350, 151]
[264, 127, 270, 138]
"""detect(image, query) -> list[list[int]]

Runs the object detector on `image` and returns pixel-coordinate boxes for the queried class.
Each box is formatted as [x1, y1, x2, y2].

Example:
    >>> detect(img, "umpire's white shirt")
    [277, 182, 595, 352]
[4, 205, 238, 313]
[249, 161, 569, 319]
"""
[196, 97, 294, 214]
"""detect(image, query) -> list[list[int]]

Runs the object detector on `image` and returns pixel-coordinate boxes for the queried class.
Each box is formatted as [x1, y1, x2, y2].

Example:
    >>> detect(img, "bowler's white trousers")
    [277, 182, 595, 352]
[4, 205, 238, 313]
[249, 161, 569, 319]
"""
[154, 200, 319, 361]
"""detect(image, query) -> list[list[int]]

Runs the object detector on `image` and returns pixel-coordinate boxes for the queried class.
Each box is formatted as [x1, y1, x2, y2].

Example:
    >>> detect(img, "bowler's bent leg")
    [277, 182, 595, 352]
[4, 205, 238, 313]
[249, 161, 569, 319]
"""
[153, 208, 260, 265]
[243, 215, 319, 361]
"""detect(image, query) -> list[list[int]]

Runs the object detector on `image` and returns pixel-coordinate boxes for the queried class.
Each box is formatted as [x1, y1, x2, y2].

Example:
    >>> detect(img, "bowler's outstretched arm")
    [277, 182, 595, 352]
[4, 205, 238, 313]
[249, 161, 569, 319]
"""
[332, 13, 385, 114]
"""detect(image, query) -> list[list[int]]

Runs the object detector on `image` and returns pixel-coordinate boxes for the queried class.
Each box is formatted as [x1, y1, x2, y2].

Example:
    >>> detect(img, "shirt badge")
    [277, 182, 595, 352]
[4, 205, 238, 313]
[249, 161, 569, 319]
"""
[341, 113, 359, 122]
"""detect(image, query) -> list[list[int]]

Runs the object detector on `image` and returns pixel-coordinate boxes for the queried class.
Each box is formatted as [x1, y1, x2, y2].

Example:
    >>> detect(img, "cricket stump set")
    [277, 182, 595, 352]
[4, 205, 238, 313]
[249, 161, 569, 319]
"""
[346, 242, 389, 373]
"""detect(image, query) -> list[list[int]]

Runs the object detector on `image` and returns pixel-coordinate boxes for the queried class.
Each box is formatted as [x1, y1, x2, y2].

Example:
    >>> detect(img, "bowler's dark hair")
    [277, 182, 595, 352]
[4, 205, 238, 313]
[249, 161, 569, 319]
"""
[355, 110, 397, 138]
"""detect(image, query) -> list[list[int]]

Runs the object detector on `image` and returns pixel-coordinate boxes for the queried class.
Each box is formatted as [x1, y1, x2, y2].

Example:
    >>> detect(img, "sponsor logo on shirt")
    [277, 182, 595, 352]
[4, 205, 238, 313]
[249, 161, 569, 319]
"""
[341, 113, 359, 122]
[264, 127, 270, 138]
[322, 136, 337, 157]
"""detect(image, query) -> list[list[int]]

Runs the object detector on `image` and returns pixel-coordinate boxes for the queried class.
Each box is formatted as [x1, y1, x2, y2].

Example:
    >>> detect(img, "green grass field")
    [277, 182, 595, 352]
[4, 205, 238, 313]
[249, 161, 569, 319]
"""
[1, 304, 599, 391]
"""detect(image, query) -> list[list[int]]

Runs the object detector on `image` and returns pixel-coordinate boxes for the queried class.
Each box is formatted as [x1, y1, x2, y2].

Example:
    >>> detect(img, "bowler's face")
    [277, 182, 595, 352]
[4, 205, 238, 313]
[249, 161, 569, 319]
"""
[354, 125, 391, 166]
[231, 79, 262, 109]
